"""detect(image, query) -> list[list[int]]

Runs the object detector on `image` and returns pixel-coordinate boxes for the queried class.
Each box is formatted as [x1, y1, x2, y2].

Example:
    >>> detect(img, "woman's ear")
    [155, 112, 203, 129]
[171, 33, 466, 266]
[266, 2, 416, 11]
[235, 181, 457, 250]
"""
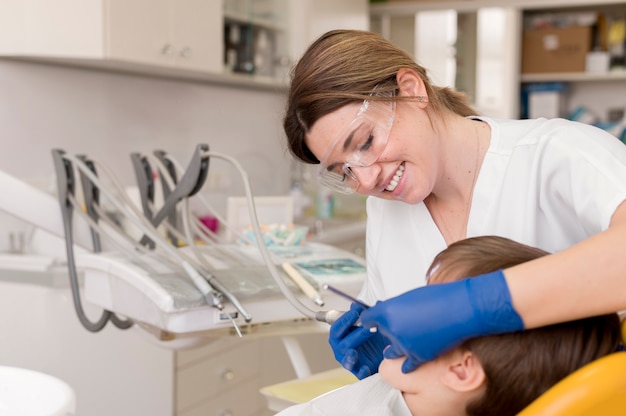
[440, 350, 486, 393]
[396, 68, 428, 108]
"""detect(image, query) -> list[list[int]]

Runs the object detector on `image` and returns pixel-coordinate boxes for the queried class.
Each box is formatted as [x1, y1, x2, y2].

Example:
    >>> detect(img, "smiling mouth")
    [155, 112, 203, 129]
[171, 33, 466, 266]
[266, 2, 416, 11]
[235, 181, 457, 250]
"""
[385, 163, 405, 192]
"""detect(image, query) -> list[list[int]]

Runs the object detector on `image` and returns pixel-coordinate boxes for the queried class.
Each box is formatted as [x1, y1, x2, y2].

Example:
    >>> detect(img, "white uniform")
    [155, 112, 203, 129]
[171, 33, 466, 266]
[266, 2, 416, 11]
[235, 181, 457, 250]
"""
[275, 374, 411, 416]
[360, 117, 626, 305]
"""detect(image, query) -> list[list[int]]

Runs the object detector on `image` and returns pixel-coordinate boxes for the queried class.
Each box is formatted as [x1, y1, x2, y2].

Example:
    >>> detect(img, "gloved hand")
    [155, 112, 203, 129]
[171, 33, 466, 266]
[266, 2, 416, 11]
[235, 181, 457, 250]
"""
[360, 270, 524, 373]
[329, 303, 389, 379]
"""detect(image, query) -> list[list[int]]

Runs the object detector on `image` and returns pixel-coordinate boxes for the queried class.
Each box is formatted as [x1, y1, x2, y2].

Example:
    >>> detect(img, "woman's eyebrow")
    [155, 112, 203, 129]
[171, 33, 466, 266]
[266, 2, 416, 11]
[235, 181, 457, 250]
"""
[325, 129, 357, 171]
[342, 129, 356, 151]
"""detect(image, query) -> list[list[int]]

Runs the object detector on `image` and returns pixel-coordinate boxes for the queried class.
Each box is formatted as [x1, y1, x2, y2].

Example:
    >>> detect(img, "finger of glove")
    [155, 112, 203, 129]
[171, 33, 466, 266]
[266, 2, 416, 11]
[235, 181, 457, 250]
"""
[358, 303, 388, 330]
[340, 325, 375, 351]
[349, 302, 365, 315]
[359, 333, 387, 360]
[341, 349, 358, 372]
[329, 309, 360, 341]
[355, 365, 372, 380]
[382, 343, 405, 360]
[401, 356, 423, 374]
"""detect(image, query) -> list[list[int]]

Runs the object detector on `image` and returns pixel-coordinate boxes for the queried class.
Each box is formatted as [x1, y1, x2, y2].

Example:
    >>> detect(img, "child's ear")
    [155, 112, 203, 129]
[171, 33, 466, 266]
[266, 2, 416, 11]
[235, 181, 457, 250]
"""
[396, 68, 428, 108]
[440, 350, 486, 392]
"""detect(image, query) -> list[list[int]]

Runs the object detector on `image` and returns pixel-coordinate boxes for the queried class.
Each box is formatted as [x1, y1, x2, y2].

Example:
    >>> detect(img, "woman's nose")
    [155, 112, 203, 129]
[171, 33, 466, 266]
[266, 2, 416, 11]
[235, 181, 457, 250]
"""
[350, 164, 381, 192]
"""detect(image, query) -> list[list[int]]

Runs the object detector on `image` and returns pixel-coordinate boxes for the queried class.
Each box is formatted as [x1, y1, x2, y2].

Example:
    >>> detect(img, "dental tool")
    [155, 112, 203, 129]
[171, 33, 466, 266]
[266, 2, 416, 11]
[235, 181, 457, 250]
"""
[322, 284, 370, 309]
[281, 262, 325, 307]
[315, 285, 376, 329]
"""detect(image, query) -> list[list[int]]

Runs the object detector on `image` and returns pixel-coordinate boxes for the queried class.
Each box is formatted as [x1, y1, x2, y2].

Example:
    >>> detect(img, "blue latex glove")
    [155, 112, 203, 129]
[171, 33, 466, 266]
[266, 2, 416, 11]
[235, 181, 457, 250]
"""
[329, 303, 389, 379]
[359, 270, 524, 373]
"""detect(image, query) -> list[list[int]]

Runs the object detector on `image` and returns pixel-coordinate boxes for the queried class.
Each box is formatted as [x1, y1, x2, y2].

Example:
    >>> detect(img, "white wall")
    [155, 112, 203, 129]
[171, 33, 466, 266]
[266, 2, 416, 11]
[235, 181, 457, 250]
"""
[0, 59, 292, 199]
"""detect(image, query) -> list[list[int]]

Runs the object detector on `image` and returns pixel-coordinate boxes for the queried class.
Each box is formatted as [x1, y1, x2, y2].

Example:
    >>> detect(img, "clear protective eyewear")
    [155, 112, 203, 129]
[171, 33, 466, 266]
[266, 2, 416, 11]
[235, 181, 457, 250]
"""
[317, 90, 396, 194]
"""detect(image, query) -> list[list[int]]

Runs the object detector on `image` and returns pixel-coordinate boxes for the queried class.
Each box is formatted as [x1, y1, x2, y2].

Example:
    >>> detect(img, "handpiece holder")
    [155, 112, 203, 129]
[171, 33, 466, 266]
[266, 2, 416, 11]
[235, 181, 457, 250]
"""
[51, 149, 133, 332]
[139, 144, 209, 246]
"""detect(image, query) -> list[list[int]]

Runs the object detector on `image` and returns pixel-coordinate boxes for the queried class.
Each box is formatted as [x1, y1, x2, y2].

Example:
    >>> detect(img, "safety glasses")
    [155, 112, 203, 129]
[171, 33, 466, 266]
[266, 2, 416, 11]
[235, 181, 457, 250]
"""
[317, 90, 396, 194]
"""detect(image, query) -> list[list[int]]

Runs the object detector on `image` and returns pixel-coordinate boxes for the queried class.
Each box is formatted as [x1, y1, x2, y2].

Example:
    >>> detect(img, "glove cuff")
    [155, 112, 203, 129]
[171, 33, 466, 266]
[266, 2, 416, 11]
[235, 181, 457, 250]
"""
[467, 270, 525, 335]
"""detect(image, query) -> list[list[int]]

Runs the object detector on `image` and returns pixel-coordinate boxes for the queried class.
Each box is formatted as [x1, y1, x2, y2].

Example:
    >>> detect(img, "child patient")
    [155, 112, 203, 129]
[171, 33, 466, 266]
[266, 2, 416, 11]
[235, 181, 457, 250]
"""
[276, 236, 622, 416]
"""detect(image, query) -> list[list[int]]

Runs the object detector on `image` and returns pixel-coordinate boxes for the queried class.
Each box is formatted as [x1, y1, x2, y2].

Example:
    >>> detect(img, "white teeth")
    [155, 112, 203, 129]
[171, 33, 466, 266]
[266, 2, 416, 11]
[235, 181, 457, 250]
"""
[385, 163, 405, 192]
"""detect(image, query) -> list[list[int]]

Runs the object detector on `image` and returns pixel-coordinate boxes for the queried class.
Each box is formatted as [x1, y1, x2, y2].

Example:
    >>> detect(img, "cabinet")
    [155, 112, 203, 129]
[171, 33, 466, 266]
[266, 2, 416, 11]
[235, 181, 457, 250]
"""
[370, 0, 626, 124]
[222, 0, 290, 79]
[0, 0, 369, 89]
[0, 276, 337, 416]
[107, 0, 221, 72]
[0, 0, 221, 73]
[519, 1, 626, 125]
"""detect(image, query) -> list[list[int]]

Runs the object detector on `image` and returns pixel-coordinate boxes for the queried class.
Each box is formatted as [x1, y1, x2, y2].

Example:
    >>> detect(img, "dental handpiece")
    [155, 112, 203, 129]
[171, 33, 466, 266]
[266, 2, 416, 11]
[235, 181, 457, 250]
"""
[315, 284, 373, 326]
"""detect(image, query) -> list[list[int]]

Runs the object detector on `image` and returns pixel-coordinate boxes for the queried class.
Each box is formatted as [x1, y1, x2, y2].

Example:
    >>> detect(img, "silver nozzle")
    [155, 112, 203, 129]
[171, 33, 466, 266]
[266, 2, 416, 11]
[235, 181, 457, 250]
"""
[315, 310, 345, 325]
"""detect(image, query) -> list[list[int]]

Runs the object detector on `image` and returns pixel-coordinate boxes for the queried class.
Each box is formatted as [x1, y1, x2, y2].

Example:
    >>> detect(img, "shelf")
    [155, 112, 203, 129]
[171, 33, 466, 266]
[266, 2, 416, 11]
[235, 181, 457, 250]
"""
[0, 56, 289, 92]
[521, 70, 626, 83]
[371, 0, 626, 15]
[223, 10, 286, 31]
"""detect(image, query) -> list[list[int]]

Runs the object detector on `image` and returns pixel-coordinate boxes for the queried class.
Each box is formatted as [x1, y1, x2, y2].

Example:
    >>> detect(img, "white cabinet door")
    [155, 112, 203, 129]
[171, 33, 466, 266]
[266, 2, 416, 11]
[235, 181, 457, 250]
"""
[106, 0, 171, 66]
[172, 0, 222, 72]
[107, 0, 221, 72]
[0, 0, 105, 57]
[0, 0, 221, 73]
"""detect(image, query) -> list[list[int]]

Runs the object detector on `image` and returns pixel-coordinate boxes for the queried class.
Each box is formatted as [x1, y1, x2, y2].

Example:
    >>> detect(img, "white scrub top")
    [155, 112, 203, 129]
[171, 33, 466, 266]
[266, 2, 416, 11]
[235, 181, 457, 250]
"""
[275, 374, 411, 416]
[360, 117, 626, 305]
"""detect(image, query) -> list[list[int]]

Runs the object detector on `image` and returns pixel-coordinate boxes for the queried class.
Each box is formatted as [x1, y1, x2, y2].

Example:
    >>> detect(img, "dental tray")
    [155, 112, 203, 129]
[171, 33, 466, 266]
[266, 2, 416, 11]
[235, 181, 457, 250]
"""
[76, 243, 365, 334]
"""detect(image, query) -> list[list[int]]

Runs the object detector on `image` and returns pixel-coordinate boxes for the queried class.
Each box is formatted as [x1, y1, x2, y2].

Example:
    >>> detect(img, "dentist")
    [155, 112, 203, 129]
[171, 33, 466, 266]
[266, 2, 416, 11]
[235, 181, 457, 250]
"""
[282, 29, 626, 378]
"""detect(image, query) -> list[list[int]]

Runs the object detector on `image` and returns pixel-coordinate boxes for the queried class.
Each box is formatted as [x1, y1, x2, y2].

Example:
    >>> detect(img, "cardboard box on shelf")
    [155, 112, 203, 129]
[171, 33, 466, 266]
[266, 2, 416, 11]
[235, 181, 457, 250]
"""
[522, 25, 592, 73]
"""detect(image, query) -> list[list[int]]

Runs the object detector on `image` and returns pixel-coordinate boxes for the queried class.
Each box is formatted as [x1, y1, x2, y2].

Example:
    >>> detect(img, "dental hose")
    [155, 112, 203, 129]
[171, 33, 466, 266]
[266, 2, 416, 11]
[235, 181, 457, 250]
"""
[207, 152, 346, 324]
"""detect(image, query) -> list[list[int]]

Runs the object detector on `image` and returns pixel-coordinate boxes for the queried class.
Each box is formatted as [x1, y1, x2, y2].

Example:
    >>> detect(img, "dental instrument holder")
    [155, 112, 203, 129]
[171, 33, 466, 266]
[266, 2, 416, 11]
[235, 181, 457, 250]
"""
[130, 153, 156, 249]
[77, 155, 102, 252]
[153, 149, 179, 247]
[52, 149, 133, 332]
[138, 144, 209, 247]
[151, 148, 253, 323]
[51, 145, 360, 342]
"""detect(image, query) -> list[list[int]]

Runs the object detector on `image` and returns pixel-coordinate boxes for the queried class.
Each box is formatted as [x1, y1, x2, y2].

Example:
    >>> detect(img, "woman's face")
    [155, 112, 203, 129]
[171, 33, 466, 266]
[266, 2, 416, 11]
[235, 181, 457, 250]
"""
[306, 99, 440, 204]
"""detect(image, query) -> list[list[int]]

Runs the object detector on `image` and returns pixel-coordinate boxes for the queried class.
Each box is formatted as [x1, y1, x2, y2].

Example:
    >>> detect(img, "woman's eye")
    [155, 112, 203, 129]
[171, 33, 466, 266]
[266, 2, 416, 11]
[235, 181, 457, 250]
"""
[326, 164, 346, 177]
[359, 134, 374, 152]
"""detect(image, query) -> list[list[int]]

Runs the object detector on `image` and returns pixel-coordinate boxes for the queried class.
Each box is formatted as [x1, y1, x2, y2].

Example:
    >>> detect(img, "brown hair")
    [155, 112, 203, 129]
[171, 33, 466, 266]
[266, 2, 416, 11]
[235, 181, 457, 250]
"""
[283, 29, 477, 164]
[428, 236, 621, 416]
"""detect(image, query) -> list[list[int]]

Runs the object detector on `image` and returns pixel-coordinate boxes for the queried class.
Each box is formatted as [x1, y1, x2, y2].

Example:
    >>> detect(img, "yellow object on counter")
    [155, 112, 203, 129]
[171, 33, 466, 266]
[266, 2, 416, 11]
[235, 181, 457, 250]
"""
[260, 367, 357, 412]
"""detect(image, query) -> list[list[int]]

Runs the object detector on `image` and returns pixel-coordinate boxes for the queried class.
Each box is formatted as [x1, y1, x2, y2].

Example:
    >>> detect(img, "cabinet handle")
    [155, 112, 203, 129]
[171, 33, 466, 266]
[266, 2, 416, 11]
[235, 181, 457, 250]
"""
[179, 47, 193, 58]
[161, 44, 175, 56]
[220, 369, 235, 382]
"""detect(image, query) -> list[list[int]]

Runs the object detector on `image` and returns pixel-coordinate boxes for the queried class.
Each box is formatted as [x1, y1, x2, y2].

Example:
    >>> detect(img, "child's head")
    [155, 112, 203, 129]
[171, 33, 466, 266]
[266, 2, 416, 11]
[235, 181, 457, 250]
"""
[379, 236, 621, 416]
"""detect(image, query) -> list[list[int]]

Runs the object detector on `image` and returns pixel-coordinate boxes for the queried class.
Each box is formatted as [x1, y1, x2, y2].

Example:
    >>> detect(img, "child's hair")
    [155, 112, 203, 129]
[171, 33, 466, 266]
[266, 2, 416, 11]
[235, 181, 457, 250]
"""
[427, 236, 621, 416]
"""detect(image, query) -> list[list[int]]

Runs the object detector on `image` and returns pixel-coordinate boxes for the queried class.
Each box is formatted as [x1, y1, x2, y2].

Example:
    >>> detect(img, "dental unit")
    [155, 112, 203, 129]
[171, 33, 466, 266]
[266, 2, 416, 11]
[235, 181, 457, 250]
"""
[1, 144, 365, 350]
